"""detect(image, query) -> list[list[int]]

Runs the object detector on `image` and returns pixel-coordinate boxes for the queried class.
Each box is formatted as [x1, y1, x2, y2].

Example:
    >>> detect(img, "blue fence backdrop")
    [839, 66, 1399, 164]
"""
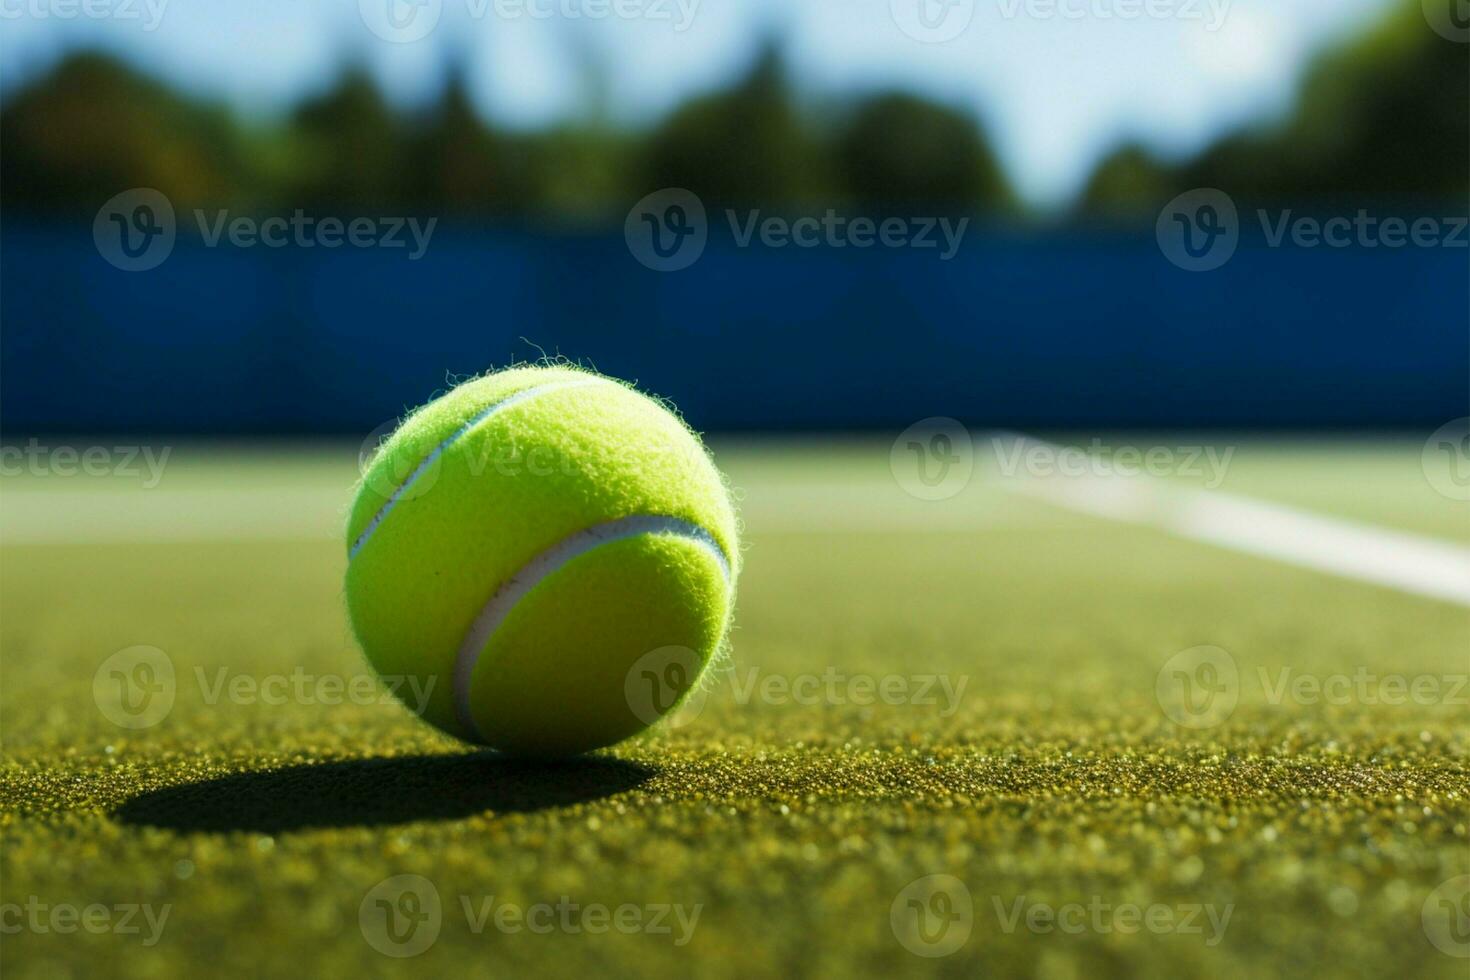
[3, 219, 1465, 433]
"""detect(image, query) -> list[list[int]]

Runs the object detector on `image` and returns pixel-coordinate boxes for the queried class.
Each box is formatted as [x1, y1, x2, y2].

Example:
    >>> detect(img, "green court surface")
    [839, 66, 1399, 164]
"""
[1, 437, 1466, 978]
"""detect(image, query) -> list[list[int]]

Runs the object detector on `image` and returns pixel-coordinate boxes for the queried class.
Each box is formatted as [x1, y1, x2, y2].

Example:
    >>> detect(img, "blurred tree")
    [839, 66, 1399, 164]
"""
[834, 92, 1009, 213]
[638, 41, 822, 209]
[290, 67, 404, 210]
[522, 126, 636, 221]
[402, 64, 524, 215]
[1075, 145, 1174, 215]
[1082, 0, 1469, 212]
[0, 53, 254, 212]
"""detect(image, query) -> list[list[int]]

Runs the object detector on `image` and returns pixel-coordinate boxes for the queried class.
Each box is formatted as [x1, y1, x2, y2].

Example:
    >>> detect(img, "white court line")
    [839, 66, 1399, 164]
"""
[995, 435, 1470, 607]
[8, 439, 1468, 611]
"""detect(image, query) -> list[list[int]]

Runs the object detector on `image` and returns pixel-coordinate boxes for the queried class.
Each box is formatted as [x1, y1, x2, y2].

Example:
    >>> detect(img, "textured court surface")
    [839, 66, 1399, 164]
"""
[2, 437, 1467, 978]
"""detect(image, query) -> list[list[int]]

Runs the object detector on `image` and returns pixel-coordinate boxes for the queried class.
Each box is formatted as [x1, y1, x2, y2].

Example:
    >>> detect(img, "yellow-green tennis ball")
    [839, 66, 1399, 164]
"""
[345, 365, 739, 755]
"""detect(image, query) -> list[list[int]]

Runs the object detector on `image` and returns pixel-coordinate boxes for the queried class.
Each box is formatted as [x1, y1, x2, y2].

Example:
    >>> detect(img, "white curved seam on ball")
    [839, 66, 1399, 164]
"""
[451, 515, 732, 742]
[349, 378, 607, 559]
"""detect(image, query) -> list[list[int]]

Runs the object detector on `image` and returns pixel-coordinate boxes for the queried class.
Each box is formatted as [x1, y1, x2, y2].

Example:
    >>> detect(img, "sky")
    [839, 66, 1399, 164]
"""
[0, 0, 1402, 206]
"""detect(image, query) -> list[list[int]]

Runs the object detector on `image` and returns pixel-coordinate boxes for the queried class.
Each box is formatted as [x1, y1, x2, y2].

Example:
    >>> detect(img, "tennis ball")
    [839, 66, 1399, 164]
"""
[345, 365, 739, 755]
